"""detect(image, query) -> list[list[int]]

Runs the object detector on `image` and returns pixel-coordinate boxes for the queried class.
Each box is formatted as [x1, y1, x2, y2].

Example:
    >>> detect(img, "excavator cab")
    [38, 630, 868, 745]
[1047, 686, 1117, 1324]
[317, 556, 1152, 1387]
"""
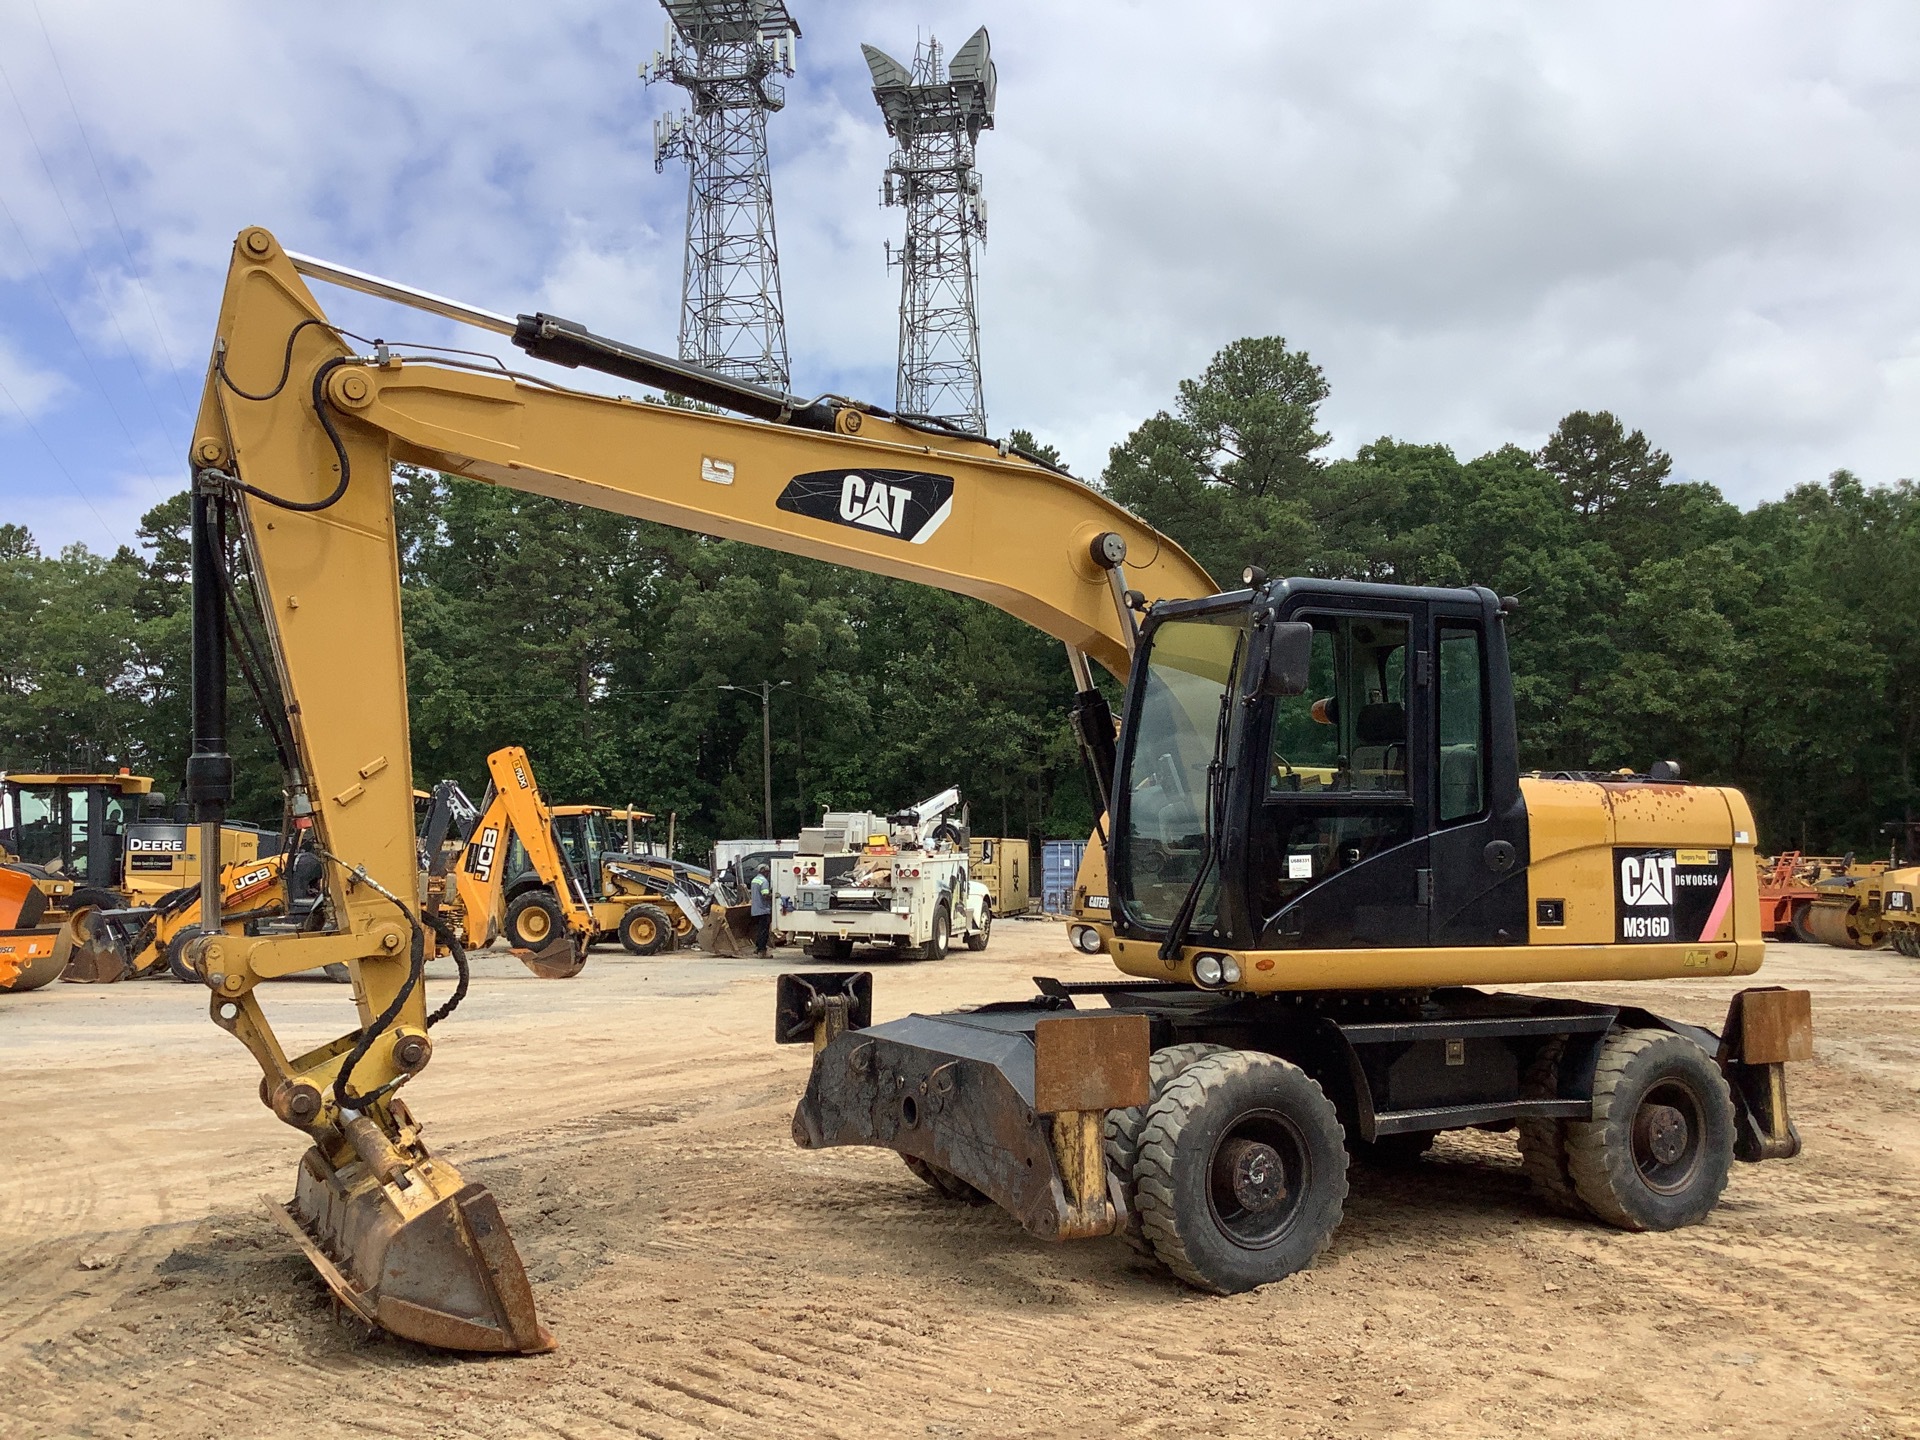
[1111, 582, 1528, 959]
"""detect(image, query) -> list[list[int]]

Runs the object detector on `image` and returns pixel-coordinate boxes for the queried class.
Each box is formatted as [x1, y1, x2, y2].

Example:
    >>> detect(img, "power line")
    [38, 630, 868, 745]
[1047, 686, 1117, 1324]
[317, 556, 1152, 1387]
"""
[0, 58, 178, 500]
[29, 0, 194, 411]
[0, 370, 120, 549]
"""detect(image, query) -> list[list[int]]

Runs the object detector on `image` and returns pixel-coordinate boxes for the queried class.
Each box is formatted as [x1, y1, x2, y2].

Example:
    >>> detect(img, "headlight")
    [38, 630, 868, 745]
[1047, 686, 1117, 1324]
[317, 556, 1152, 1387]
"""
[1070, 925, 1103, 953]
[1194, 953, 1224, 986]
[1221, 956, 1242, 984]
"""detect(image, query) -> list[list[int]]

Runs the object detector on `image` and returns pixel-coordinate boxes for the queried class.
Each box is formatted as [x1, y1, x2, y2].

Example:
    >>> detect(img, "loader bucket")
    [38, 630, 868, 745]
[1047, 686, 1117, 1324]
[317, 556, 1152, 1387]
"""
[271, 1143, 554, 1354]
[698, 902, 757, 957]
[511, 933, 587, 979]
[59, 908, 132, 983]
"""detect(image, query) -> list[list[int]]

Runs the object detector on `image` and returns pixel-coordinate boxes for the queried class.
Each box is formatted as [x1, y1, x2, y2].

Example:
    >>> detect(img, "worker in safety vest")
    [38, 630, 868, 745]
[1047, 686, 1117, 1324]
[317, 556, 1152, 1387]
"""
[749, 865, 773, 958]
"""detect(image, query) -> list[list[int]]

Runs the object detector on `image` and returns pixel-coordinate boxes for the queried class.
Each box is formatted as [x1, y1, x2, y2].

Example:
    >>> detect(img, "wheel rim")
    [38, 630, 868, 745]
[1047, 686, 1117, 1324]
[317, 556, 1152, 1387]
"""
[628, 913, 658, 945]
[1632, 1078, 1705, 1193]
[1204, 1107, 1311, 1249]
[520, 908, 550, 942]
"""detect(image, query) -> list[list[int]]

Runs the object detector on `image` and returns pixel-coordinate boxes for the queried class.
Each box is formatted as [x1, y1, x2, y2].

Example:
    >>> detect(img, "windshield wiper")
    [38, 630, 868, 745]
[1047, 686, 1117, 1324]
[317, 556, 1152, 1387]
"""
[1157, 677, 1237, 963]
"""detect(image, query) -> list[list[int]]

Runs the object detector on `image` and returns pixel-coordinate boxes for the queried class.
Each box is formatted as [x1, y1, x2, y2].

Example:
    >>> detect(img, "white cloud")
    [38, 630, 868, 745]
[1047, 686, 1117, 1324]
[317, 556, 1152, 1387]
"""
[3, 0, 1918, 553]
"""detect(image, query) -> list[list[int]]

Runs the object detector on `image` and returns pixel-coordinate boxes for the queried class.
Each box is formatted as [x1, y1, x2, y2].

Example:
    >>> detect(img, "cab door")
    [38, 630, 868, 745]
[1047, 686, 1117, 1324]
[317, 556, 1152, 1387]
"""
[1426, 605, 1530, 944]
[1248, 600, 1433, 949]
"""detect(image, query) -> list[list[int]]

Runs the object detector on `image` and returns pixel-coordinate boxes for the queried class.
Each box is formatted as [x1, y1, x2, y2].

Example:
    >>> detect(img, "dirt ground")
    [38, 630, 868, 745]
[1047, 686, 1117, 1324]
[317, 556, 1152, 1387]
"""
[2, 923, 1916, 1440]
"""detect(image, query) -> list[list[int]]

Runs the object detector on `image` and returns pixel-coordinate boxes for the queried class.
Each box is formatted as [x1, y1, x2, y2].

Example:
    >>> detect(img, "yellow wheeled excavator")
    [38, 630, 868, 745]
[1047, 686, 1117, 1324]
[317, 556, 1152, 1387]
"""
[179, 227, 1810, 1355]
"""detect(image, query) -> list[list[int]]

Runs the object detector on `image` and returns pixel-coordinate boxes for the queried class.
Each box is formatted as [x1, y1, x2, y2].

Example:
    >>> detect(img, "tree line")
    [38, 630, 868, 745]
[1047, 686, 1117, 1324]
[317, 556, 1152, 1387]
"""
[3, 336, 1914, 861]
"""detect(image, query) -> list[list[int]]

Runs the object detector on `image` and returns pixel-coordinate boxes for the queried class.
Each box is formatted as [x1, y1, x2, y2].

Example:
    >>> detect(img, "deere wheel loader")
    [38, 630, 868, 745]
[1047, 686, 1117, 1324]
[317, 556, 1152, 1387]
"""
[175, 228, 1809, 1354]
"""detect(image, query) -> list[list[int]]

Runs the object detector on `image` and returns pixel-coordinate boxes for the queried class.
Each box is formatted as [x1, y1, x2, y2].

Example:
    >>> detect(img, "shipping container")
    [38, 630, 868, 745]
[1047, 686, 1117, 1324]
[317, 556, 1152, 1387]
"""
[1040, 839, 1087, 916]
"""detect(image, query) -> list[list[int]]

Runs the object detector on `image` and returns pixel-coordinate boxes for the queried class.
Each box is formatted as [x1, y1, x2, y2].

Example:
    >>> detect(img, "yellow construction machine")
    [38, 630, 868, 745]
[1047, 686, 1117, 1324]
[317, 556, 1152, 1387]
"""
[176, 228, 1810, 1353]
[423, 747, 698, 978]
[1886, 867, 1920, 956]
[0, 771, 279, 981]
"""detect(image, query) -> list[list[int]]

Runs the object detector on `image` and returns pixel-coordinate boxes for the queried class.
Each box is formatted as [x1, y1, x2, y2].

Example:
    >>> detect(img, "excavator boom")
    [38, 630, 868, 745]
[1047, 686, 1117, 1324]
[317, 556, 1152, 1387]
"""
[183, 228, 1212, 1354]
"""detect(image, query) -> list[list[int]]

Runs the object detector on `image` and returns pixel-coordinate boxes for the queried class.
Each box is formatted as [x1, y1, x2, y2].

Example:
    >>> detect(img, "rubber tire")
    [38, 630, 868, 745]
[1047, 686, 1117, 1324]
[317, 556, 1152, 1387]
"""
[1347, 1130, 1436, 1168]
[1566, 1028, 1735, 1232]
[505, 891, 565, 951]
[1105, 1042, 1231, 1257]
[619, 903, 672, 956]
[902, 1153, 989, 1204]
[1516, 1036, 1589, 1217]
[909, 902, 951, 962]
[70, 886, 121, 914]
[965, 909, 991, 951]
[1134, 1050, 1349, 1294]
[1789, 903, 1817, 946]
[166, 928, 205, 985]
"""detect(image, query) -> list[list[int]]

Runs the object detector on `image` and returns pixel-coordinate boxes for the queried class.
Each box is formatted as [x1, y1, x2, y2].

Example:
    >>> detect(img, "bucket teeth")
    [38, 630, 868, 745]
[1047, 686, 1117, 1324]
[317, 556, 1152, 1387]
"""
[273, 1144, 554, 1354]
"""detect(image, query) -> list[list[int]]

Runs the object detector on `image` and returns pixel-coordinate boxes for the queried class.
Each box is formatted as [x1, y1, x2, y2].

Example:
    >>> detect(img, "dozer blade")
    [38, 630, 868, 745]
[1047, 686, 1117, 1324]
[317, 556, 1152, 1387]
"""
[272, 1145, 554, 1354]
[59, 909, 132, 984]
[511, 933, 587, 979]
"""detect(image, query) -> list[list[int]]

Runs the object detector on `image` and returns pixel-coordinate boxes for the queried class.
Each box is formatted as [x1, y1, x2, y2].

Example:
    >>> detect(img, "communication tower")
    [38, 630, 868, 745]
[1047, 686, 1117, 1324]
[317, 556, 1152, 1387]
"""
[647, 1, 800, 390]
[863, 28, 995, 434]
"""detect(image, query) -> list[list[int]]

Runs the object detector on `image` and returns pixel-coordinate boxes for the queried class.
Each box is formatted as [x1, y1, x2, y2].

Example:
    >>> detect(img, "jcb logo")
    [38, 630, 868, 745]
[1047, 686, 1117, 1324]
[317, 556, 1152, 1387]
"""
[231, 864, 275, 894]
[1620, 853, 1676, 908]
[839, 475, 913, 535]
[468, 825, 502, 883]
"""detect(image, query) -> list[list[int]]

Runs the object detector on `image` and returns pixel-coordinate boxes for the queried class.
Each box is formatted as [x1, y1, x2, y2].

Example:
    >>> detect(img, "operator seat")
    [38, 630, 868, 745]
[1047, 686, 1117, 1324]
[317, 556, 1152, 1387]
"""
[1350, 702, 1406, 791]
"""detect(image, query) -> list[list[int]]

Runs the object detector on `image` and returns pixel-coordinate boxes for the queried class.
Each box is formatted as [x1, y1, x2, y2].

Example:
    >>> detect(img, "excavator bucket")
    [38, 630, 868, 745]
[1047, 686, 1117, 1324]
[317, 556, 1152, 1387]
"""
[272, 1143, 554, 1354]
[59, 907, 134, 983]
[511, 933, 587, 979]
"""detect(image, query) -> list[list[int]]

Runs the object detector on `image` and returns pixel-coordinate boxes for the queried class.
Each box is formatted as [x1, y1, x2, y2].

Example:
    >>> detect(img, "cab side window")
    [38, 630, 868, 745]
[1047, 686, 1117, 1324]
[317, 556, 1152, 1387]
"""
[1269, 615, 1409, 795]
[1437, 624, 1486, 823]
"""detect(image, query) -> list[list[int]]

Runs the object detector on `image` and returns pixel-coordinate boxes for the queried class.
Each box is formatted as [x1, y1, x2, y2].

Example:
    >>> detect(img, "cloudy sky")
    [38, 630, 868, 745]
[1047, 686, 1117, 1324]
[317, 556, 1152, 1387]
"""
[1, 0, 1914, 554]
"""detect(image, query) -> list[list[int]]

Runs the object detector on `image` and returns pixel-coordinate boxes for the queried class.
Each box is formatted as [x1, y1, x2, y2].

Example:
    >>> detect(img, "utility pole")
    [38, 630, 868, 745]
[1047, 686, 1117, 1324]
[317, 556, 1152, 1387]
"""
[719, 679, 791, 837]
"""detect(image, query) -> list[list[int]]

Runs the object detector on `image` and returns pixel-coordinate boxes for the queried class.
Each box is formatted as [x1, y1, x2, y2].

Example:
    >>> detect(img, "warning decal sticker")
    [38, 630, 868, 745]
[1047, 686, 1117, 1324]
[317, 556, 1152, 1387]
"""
[1614, 846, 1733, 945]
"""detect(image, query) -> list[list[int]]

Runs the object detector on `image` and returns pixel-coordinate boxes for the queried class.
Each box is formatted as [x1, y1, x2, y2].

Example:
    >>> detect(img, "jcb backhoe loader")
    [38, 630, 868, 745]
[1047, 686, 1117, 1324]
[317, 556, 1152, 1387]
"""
[428, 747, 692, 977]
[178, 228, 1808, 1354]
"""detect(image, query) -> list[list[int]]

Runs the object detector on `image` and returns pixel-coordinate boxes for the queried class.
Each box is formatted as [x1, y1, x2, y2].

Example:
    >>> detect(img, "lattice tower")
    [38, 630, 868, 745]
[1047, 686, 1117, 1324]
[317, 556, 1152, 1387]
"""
[863, 28, 995, 434]
[647, 1, 799, 390]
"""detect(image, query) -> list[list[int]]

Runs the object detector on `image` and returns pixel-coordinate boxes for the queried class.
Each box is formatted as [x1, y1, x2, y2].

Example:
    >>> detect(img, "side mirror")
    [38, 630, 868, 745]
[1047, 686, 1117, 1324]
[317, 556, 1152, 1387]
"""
[1257, 621, 1315, 699]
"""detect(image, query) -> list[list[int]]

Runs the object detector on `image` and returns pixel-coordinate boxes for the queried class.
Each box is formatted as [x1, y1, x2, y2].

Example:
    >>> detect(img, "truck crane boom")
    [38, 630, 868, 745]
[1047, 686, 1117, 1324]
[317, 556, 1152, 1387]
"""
[180, 227, 1212, 1356]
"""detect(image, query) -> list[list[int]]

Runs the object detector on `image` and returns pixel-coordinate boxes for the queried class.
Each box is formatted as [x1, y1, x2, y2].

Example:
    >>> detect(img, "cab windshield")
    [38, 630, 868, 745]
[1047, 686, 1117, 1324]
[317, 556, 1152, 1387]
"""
[1118, 612, 1246, 930]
